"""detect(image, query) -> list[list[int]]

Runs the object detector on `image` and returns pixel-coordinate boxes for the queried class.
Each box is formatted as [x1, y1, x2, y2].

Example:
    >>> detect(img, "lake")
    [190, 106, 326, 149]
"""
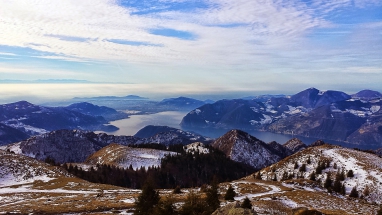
[102, 111, 375, 149]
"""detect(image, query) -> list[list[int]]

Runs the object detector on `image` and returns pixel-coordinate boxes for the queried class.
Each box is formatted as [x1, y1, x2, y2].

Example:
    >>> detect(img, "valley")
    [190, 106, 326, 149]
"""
[1, 88, 382, 214]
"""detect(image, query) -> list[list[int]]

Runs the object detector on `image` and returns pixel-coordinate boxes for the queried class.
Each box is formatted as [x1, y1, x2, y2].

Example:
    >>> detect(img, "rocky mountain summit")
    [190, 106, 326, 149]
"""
[212, 130, 291, 169]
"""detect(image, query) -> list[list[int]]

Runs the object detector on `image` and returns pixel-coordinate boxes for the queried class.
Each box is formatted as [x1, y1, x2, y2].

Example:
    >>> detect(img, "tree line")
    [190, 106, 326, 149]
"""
[63, 144, 255, 189]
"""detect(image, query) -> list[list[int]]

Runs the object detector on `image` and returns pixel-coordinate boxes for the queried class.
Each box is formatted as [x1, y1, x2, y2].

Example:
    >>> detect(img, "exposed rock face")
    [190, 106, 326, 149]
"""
[267, 141, 293, 158]
[309, 140, 326, 147]
[283, 138, 307, 153]
[212, 130, 283, 169]
[183, 142, 209, 154]
[66, 102, 129, 121]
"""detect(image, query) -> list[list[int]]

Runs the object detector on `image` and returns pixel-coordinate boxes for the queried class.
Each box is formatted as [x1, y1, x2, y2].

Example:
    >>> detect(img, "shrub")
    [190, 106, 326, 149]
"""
[241, 197, 252, 209]
[224, 185, 236, 201]
[349, 186, 359, 198]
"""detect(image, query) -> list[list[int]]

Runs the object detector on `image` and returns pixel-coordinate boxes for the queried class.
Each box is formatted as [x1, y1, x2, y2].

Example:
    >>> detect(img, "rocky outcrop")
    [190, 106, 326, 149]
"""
[212, 130, 283, 169]
[283, 138, 307, 153]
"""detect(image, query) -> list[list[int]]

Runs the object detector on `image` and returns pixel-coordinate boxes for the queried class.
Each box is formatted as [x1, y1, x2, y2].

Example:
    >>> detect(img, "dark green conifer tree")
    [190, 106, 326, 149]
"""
[349, 186, 359, 198]
[134, 181, 160, 215]
[205, 178, 220, 213]
[241, 197, 252, 209]
[347, 170, 354, 178]
[224, 185, 236, 200]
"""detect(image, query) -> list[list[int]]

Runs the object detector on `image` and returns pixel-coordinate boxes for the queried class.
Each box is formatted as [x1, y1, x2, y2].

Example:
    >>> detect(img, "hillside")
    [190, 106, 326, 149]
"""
[66, 102, 129, 121]
[0, 149, 140, 214]
[0, 130, 140, 163]
[211, 130, 289, 169]
[85, 143, 177, 169]
[257, 144, 382, 204]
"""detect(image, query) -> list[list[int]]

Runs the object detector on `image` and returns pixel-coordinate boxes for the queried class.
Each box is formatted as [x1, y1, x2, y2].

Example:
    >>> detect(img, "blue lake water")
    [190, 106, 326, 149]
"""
[103, 111, 377, 150]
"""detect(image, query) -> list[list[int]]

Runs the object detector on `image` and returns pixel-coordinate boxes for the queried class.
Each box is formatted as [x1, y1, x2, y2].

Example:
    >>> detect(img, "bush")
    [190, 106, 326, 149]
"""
[347, 170, 354, 178]
[224, 185, 236, 201]
[179, 191, 209, 215]
[349, 186, 359, 198]
[299, 164, 306, 172]
[134, 181, 160, 215]
[241, 197, 252, 209]
[173, 186, 182, 194]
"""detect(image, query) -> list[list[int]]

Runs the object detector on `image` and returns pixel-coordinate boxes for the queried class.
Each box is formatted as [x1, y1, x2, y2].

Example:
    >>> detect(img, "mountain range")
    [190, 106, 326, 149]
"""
[0, 101, 130, 145]
[0, 126, 211, 164]
[181, 88, 382, 147]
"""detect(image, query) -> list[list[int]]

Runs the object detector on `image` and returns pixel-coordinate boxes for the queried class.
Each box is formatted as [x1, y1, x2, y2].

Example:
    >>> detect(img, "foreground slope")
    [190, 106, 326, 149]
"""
[258, 144, 382, 204]
[0, 149, 139, 214]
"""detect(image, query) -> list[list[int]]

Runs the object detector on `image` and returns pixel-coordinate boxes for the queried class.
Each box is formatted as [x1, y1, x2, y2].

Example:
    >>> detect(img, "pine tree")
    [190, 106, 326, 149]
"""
[224, 185, 236, 200]
[347, 170, 354, 178]
[294, 161, 299, 169]
[241, 197, 252, 209]
[332, 179, 341, 193]
[324, 174, 332, 189]
[309, 172, 316, 181]
[299, 164, 306, 172]
[254, 172, 262, 180]
[180, 190, 208, 215]
[205, 178, 220, 213]
[349, 186, 359, 198]
[134, 181, 160, 215]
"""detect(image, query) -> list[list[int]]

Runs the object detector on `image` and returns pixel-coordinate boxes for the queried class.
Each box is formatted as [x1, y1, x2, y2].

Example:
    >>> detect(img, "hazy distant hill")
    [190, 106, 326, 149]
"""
[66, 102, 129, 121]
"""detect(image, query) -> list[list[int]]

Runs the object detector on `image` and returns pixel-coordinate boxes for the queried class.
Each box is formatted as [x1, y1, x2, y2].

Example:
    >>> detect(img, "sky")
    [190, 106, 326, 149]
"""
[0, 0, 382, 103]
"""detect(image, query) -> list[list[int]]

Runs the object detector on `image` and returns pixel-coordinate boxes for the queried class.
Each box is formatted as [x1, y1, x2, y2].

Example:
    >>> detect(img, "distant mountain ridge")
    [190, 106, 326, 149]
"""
[0, 101, 129, 145]
[0, 126, 211, 163]
[181, 88, 382, 147]
[66, 102, 129, 121]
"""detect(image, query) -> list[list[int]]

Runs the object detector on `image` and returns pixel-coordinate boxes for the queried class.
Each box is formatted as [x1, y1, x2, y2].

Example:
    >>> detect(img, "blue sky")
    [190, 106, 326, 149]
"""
[0, 0, 381, 102]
